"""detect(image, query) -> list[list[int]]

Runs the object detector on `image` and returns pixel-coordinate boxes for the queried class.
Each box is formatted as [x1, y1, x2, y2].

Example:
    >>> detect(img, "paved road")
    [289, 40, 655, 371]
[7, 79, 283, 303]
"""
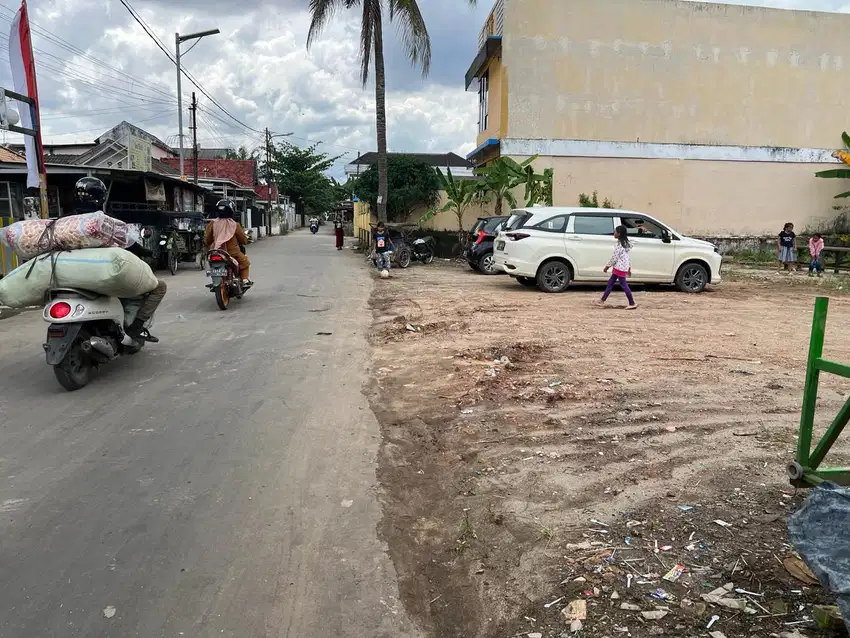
[0, 230, 419, 637]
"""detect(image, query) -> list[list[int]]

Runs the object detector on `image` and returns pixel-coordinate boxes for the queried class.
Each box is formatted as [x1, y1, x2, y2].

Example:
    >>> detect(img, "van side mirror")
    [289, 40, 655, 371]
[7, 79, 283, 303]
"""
[662, 230, 672, 244]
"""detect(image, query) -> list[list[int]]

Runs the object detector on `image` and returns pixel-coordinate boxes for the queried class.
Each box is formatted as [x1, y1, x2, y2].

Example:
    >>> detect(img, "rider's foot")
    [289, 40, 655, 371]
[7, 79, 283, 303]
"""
[126, 319, 160, 343]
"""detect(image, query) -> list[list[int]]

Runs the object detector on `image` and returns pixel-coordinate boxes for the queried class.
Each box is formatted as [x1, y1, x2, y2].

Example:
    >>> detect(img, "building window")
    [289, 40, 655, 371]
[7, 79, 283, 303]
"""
[0, 182, 22, 219]
[478, 71, 489, 133]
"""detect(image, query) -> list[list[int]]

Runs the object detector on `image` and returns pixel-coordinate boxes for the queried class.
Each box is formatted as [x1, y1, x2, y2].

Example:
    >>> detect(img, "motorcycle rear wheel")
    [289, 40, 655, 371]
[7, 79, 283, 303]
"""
[53, 343, 92, 391]
[422, 248, 434, 265]
[215, 281, 230, 310]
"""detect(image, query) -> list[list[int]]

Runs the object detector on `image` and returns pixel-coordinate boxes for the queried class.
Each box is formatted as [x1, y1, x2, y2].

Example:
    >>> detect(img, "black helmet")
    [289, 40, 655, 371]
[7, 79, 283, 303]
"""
[74, 177, 107, 214]
[215, 199, 236, 218]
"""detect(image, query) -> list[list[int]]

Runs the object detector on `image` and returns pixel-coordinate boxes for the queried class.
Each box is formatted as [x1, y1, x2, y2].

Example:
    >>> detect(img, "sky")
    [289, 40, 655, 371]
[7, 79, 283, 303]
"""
[0, 0, 847, 181]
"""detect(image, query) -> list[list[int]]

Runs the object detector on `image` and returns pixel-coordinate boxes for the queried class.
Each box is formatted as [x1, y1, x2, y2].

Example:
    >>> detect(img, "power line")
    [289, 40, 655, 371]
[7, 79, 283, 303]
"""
[118, 0, 265, 136]
[0, 3, 176, 103]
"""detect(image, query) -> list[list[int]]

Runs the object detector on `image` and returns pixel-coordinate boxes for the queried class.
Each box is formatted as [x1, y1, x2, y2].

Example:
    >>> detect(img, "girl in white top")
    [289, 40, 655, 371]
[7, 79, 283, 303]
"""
[599, 225, 637, 309]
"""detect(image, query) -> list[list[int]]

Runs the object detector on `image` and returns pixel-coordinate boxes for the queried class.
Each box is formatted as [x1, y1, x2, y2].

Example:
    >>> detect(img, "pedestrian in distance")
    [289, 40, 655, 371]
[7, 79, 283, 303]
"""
[597, 225, 637, 310]
[334, 217, 344, 250]
[778, 222, 798, 272]
[809, 232, 825, 278]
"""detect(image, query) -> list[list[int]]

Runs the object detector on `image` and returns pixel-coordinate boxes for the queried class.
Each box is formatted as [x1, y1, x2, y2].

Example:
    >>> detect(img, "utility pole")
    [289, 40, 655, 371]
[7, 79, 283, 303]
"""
[189, 92, 198, 213]
[190, 93, 198, 184]
[175, 28, 220, 179]
[265, 127, 271, 236]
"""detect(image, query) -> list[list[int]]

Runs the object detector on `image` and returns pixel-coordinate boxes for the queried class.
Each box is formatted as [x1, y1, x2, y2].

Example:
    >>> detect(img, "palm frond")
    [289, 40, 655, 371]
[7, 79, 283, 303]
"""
[306, 0, 351, 49]
[816, 168, 850, 179]
[842, 131, 850, 150]
[388, 0, 432, 75]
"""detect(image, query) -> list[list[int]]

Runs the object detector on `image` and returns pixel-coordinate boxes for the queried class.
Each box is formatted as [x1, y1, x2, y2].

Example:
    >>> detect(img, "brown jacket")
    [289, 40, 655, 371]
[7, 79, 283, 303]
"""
[204, 221, 248, 258]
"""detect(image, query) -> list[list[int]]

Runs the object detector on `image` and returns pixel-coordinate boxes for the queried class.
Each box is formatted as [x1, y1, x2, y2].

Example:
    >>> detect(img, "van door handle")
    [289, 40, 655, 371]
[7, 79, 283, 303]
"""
[566, 236, 582, 241]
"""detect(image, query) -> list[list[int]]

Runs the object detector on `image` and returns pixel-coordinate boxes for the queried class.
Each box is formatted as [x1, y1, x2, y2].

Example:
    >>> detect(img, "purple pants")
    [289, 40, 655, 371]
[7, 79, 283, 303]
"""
[601, 273, 634, 305]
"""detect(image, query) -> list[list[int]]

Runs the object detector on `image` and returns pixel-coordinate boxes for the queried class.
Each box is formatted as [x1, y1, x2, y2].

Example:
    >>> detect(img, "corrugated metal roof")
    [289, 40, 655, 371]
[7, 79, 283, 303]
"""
[349, 152, 474, 169]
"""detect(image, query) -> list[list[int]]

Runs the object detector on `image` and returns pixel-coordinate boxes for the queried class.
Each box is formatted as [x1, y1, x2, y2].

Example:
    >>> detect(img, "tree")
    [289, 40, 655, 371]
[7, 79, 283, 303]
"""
[353, 155, 440, 222]
[475, 155, 540, 216]
[420, 168, 484, 243]
[225, 145, 254, 160]
[578, 191, 615, 208]
[268, 141, 344, 216]
[815, 132, 850, 198]
[307, 1, 476, 222]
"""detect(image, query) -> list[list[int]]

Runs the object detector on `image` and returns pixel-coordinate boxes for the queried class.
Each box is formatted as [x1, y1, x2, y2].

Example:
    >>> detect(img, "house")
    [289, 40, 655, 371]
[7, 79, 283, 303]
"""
[465, 0, 850, 236]
[344, 152, 476, 179]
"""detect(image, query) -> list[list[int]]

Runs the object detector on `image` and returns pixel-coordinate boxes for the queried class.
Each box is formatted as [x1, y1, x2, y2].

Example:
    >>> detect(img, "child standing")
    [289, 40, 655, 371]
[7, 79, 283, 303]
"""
[778, 222, 798, 272]
[599, 225, 637, 310]
[809, 233, 825, 277]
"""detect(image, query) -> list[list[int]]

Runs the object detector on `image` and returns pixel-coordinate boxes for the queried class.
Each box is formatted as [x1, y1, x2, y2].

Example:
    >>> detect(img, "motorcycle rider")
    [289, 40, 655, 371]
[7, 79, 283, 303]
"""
[309, 216, 319, 232]
[204, 199, 251, 285]
[69, 177, 165, 343]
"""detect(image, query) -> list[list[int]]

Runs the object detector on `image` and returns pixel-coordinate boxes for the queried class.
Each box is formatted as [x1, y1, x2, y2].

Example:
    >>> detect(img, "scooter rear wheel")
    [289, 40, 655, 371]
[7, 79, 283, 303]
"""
[215, 280, 230, 310]
[53, 343, 92, 391]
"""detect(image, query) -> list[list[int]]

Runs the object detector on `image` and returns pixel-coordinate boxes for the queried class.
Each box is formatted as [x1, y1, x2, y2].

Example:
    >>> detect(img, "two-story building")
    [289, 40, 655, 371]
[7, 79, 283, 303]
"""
[465, 0, 850, 235]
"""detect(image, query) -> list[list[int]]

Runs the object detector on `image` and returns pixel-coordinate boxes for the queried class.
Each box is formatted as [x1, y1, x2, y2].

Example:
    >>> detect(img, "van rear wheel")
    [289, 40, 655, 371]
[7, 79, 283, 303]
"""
[536, 260, 571, 293]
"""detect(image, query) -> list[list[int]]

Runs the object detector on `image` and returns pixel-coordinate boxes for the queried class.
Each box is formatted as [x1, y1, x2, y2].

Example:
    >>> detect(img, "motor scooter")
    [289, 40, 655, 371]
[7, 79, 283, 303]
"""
[43, 291, 152, 391]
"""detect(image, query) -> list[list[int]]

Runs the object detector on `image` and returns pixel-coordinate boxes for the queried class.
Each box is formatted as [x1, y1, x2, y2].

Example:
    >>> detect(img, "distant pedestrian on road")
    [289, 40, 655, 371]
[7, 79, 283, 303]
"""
[809, 233, 824, 278]
[778, 222, 798, 272]
[598, 225, 637, 310]
[334, 218, 344, 250]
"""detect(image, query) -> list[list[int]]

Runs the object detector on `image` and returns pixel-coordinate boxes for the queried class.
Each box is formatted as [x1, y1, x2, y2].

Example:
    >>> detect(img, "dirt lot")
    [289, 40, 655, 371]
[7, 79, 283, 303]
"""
[366, 260, 850, 638]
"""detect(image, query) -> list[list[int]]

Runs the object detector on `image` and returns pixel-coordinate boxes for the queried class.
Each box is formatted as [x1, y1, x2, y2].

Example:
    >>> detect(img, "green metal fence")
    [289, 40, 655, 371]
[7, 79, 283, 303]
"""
[0, 217, 18, 277]
[790, 296, 850, 487]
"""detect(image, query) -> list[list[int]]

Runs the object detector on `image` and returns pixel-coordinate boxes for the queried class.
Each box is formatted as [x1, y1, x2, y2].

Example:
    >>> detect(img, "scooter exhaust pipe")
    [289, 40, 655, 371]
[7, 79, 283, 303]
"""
[89, 336, 116, 359]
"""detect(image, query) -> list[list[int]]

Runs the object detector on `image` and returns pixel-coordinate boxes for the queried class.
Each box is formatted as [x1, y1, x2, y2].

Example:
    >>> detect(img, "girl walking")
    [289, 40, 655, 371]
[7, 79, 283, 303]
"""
[598, 225, 637, 309]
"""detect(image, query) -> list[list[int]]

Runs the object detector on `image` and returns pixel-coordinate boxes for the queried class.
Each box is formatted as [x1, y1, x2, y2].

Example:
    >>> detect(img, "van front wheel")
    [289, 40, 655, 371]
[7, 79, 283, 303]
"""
[675, 263, 709, 293]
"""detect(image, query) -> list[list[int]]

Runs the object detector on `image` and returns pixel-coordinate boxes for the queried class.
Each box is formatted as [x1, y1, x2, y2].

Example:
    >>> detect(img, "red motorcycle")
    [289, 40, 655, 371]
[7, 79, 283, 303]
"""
[206, 247, 250, 310]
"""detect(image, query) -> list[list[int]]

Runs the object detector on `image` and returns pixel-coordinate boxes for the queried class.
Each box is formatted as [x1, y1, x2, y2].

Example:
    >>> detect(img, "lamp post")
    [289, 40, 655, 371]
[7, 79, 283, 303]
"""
[175, 28, 220, 179]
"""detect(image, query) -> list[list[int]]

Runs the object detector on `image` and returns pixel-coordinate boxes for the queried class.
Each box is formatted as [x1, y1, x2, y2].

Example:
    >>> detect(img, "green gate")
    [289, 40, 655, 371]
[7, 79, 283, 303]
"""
[790, 296, 850, 487]
[0, 217, 18, 276]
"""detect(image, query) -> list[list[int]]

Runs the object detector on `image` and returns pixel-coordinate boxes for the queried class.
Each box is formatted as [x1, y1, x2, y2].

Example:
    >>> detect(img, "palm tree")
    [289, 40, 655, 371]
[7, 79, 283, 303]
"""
[307, 0, 476, 222]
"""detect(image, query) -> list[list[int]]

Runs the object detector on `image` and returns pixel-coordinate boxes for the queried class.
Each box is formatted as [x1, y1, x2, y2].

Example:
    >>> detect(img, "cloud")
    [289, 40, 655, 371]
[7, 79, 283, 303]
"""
[0, 0, 844, 181]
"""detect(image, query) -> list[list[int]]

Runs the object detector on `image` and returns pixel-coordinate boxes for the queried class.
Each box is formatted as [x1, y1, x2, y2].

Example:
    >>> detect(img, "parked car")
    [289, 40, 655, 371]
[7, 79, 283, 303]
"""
[493, 207, 722, 293]
[465, 215, 509, 275]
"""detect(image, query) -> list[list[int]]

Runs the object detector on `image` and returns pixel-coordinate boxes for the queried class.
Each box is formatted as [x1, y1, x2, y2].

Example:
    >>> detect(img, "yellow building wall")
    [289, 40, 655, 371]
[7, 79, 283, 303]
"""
[539, 155, 842, 236]
[503, 0, 850, 148]
[475, 56, 509, 148]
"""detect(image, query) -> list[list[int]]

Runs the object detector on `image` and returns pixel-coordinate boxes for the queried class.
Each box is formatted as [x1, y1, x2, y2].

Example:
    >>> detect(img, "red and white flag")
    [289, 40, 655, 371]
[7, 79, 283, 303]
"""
[9, 0, 44, 189]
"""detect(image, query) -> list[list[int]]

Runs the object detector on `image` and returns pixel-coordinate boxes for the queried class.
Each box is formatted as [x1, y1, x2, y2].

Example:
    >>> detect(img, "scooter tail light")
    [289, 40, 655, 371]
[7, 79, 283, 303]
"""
[209, 255, 225, 262]
[49, 302, 72, 319]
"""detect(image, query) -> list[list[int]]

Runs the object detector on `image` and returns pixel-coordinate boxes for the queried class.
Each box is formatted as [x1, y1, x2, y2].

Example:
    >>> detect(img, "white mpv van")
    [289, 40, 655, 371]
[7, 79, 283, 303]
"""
[492, 207, 722, 293]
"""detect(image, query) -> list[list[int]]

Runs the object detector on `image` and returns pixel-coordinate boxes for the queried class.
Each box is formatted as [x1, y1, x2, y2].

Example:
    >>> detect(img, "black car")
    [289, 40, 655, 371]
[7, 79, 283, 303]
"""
[465, 216, 509, 275]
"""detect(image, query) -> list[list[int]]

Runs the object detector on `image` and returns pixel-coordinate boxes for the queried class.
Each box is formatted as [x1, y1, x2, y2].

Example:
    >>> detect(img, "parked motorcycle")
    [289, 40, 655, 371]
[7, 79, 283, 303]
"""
[43, 290, 152, 391]
[206, 247, 250, 310]
[410, 236, 435, 264]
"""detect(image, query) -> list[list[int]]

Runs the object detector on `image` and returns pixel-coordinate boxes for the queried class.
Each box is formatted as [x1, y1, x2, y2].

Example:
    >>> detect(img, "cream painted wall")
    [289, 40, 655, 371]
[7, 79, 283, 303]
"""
[540, 155, 843, 235]
[503, 0, 850, 149]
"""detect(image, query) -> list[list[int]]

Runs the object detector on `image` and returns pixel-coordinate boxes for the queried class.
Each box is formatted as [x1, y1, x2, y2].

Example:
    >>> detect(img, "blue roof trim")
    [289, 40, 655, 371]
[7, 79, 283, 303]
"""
[466, 138, 500, 160]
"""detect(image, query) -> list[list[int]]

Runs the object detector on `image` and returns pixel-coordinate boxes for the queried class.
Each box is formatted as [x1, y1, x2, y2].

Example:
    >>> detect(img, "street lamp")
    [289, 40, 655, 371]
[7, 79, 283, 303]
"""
[175, 28, 220, 178]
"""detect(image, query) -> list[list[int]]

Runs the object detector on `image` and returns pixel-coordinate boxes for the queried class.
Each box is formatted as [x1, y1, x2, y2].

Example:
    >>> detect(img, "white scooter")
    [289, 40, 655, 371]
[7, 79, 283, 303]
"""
[42, 289, 153, 391]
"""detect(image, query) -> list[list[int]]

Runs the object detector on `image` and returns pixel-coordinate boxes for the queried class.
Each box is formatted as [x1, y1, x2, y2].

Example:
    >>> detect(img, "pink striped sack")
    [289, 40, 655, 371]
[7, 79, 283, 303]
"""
[0, 212, 137, 259]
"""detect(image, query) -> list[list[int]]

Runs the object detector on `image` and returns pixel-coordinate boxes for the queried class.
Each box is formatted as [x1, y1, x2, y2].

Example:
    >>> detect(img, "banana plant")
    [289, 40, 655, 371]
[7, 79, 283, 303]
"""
[475, 155, 540, 216]
[521, 166, 554, 206]
[420, 167, 484, 244]
[815, 132, 850, 198]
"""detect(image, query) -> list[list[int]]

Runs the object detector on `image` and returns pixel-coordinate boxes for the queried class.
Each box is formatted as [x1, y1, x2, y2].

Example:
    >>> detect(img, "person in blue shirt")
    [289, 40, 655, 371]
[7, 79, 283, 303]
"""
[371, 222, 396, 273]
